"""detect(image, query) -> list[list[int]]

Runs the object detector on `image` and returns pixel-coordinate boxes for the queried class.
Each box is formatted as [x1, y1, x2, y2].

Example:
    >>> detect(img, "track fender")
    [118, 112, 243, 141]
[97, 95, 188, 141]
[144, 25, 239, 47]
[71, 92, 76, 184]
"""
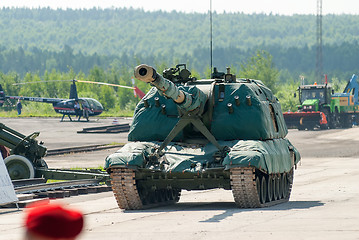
[105, 142, 155, 169]
[223, 139, 297, 174]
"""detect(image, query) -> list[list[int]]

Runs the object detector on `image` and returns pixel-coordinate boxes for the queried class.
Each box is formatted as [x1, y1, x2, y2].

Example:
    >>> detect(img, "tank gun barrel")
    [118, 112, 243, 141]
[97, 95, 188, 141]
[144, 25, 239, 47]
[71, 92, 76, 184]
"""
[134, 64, 206, 113]
[134, 64, 185, 104]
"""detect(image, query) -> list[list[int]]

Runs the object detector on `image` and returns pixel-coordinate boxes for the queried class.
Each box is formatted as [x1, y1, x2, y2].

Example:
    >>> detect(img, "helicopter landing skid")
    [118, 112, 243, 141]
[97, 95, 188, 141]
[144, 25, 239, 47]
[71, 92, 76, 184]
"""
[60, 114, 88, 122]
[61, 114, 73, 122]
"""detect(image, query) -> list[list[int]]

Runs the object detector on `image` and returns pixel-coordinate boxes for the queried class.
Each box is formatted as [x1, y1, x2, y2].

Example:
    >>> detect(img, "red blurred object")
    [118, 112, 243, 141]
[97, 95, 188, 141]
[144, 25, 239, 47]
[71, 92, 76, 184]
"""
[25, 201, 84, 239]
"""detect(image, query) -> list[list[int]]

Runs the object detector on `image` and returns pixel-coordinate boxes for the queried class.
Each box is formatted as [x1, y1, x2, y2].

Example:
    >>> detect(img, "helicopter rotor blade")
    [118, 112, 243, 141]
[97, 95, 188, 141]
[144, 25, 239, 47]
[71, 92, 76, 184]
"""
[12, 80, 73, 85]
[11, 79, 144, 98]
[75, 80, 135, 89]
[12, 79, 134, 89]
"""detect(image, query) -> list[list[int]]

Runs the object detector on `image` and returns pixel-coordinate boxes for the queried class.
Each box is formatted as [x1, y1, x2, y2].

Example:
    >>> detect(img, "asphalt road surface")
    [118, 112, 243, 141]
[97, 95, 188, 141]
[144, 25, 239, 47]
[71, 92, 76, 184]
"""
[0, 118, 358, 240]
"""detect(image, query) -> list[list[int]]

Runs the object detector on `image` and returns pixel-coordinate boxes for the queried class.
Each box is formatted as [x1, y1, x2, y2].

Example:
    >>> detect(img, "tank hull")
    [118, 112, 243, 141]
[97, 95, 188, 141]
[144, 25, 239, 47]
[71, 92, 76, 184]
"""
[106, 139, 299, 209]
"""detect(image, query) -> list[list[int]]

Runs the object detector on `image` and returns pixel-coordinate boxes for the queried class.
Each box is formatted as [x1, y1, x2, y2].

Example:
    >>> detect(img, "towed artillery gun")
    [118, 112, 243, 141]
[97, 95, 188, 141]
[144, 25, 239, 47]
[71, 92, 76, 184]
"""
[105, 64, 301, 209]
[0, 123, 108, 182]
[0, 123, 47, 179]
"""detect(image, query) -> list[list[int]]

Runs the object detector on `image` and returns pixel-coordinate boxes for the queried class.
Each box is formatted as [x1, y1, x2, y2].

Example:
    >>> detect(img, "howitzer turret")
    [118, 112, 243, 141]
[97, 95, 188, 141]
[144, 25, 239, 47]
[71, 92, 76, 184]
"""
[105, 63, 301, 210]
[134, 64, 222, 161]
[134, 64, 207, 114]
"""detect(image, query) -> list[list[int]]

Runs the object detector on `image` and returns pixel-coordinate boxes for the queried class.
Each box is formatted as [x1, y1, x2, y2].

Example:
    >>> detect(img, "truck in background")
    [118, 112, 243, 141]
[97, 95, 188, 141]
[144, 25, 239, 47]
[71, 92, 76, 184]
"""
[283, 74, 359, 130]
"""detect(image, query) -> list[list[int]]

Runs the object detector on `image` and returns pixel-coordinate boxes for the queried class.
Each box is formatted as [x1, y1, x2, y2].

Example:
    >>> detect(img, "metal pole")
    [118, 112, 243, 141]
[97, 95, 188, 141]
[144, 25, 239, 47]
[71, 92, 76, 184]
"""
[316, 0, 323, 83]
[210, 0, 213, 77]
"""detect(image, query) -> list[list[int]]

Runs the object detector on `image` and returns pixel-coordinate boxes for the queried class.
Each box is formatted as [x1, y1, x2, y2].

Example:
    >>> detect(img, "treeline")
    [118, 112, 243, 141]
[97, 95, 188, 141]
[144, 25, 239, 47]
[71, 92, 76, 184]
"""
[0, 50, 349, 117]
[1, 7, 359, 55]
[1, 42, 359, 81]
[1, 50, 295, 116]
[1, 8, 359, 80]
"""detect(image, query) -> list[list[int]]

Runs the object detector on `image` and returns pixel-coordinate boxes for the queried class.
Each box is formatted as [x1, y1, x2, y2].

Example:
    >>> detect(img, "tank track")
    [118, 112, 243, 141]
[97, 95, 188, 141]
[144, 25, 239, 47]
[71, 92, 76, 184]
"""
[110, 168, 180, 210]
[230, 167, 293, 208]
[110, 167, 293, 210]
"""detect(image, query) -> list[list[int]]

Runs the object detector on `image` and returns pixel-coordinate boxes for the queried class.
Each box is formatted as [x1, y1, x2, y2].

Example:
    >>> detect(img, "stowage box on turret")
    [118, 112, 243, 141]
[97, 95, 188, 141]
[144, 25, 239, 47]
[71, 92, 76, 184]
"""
[105, 64, 300, 209]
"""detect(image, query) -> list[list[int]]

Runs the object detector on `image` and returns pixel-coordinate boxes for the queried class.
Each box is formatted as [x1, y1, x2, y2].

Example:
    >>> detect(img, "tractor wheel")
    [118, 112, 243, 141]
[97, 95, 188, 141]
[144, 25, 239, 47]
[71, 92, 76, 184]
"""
[328, 115, 336, 129]
[329, 109, 341, 129]
[340, 115, 352, 128]
[320, 124, 328, 130]
[4, 155, 35, 180]
[297, 126, 305, 131]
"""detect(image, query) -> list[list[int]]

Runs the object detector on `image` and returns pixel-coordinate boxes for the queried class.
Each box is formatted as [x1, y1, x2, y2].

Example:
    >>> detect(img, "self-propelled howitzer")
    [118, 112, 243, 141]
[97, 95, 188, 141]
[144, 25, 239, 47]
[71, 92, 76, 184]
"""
[105, 64, 300, 210]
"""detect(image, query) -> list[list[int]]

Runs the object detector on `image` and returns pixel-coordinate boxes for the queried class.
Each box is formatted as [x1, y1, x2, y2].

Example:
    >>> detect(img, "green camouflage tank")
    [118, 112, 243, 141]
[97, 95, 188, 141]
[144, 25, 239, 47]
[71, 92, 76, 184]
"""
[105, 64, 300, 209]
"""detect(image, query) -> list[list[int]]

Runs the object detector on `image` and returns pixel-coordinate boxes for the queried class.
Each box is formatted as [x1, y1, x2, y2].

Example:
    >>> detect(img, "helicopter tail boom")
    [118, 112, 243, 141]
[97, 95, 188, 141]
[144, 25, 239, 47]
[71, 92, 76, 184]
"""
[6, 96, 64, 103]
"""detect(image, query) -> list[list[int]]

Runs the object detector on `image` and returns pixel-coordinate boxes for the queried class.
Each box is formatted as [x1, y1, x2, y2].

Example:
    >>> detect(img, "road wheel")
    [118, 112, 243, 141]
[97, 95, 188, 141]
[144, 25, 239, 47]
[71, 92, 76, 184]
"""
[149, 191, 157, 204]
[279, 174, 286, 198]
[267, 175, 273, 202]
[172, 189, 181, 202]
[260, 176, 267, 204]
[256, 175, 266, 204]
[5, 155, 35, 180]
[256, 176, 261, 199]
[273, 176, 279, 200]
[138, 188, 149, 205]
[164, 189, 171, 201]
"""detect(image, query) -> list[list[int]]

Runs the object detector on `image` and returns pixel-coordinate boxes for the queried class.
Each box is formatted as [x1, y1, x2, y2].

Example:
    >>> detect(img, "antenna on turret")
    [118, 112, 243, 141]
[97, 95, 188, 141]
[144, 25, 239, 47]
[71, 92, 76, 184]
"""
[210, 0, 213, 77]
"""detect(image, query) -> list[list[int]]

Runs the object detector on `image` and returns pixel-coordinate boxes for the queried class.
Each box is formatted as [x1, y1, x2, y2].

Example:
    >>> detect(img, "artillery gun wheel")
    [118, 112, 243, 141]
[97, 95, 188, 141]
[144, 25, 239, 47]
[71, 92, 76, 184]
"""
[5, 155, 35, 180]
[110, 167, 181, 210]
[230, 167, 293, 208]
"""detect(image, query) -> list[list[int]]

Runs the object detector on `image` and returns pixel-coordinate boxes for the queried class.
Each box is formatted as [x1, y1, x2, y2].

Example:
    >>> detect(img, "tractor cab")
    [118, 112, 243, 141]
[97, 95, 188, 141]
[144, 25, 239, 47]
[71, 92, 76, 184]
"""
[297, 84, 332, 112]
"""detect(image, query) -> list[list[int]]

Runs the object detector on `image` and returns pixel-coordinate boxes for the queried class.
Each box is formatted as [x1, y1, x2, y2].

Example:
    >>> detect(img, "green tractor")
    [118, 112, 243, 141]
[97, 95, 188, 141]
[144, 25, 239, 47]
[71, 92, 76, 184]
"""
[283, 74, 359, 130]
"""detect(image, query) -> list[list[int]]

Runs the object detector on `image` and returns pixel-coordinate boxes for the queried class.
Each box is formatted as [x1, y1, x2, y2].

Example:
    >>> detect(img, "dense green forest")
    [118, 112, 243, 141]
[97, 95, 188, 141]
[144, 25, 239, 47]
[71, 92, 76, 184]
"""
[2, 43, 359, 81]
[1, 8, 359, 78]
[1, 8, 359, 55]
[0, 8, 357, 116]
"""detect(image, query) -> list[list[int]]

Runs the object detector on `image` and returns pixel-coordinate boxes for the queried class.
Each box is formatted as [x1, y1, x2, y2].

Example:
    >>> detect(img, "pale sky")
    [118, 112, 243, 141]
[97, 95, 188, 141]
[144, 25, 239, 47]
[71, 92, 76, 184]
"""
[1, 0, 359, 15]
